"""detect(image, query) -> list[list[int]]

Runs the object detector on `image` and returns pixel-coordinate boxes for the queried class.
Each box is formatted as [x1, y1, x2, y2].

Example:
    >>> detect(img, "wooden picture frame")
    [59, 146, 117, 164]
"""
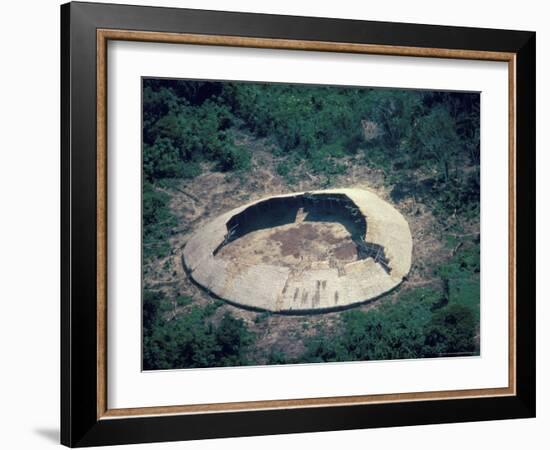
[61, 1, 535, 447]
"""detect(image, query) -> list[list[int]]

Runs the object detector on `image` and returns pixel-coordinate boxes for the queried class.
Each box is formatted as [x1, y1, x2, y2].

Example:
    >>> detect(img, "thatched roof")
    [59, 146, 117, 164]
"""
[183, 188, 412, 313]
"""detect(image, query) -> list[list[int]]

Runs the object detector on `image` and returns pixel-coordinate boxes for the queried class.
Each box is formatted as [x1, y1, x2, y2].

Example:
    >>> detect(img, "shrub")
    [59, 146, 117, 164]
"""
[143, 291, 255, 370]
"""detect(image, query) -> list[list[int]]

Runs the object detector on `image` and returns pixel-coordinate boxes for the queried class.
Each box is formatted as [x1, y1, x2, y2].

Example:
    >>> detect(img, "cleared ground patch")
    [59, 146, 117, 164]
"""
[219, 217, 358, 267]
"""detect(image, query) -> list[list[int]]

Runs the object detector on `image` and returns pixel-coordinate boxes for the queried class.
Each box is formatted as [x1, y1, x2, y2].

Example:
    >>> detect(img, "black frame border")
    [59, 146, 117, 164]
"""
[61, 1, 535, 447]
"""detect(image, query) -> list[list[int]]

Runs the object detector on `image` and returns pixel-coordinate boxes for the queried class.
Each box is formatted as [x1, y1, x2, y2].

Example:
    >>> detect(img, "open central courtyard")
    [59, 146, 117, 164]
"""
[183, 188, 413, 313]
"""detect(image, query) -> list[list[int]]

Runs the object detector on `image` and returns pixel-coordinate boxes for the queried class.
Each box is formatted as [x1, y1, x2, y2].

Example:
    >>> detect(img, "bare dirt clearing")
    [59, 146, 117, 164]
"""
[219, 220, 358, 268]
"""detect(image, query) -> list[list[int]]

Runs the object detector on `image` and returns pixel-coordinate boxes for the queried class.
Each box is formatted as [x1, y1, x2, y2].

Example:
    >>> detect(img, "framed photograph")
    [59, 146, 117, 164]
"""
[61, 1, 535, 447]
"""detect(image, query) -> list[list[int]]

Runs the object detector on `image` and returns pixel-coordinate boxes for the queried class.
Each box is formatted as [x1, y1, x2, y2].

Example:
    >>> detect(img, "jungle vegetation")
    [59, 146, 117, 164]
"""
[142, 78, 480, 370]
[143, 240, 479, 370]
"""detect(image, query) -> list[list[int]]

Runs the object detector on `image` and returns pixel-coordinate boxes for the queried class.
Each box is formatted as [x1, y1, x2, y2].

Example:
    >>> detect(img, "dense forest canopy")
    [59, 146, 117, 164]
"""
[143, 79, 479, 183]
[142, 78, 480, 370]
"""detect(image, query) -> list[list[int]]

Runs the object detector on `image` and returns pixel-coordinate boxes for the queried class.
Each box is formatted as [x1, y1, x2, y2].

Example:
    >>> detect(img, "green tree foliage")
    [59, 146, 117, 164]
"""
[215, 313, 253, 366]
[143, 78, 480, 188]
[223, 83, 373, 158]
[416, 106, 461, 182]
[143, 80, 252, 182]
[143, 290, 254, 370]
[302, 289, 439, 362]
[142, 181, 176, 259]
[302, 282, 479, 363]
[424, 304, 477, 356]
[216, 141, 251, 172]
[368, 90, 423, 152]
[437, 241, 481, 321]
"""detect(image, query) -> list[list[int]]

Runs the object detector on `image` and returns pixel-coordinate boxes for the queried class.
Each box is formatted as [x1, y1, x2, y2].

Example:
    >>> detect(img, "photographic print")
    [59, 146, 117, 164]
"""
[62, 6, 535, 444]
[142, 78, 481, 371]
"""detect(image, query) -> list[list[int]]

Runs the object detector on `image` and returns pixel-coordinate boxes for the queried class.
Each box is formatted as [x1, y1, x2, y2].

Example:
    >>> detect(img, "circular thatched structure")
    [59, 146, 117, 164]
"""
[183, 188, 412, 313]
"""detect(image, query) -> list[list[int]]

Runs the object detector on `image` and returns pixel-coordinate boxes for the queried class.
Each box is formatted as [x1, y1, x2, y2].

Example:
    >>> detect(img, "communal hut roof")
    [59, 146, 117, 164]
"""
[183, 188, 412, 313]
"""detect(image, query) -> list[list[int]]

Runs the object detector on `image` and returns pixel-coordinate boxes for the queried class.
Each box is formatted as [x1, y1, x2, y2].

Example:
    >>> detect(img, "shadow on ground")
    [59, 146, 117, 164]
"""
[34, 428, 59, 444]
